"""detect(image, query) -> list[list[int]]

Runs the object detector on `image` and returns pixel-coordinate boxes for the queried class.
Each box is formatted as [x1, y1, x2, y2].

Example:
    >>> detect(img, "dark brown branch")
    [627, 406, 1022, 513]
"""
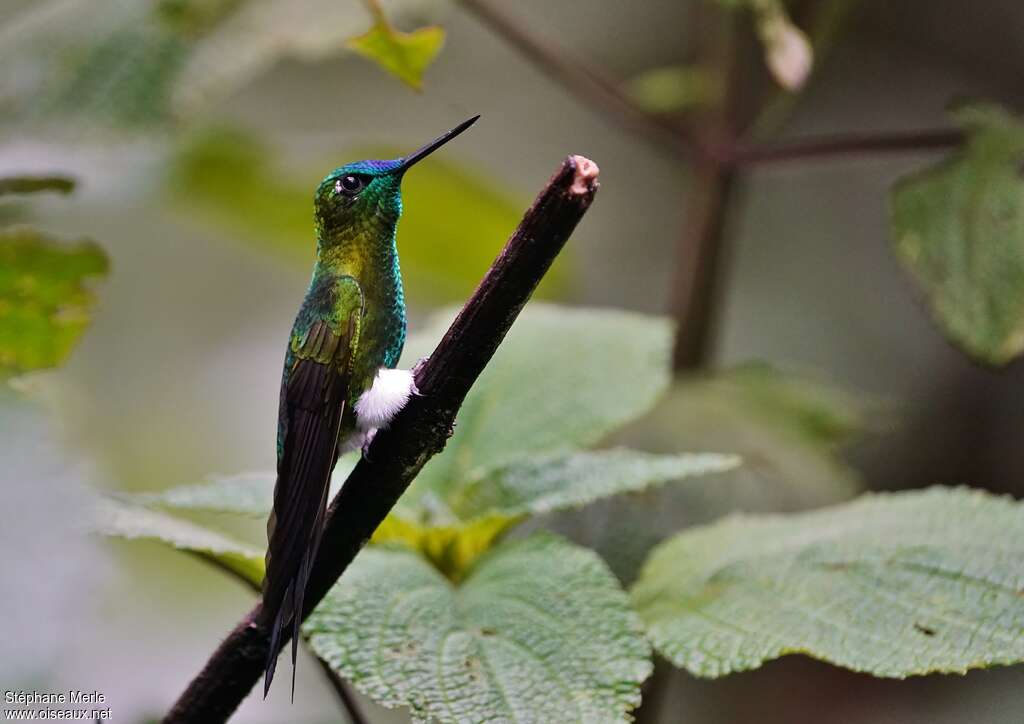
[162, 154, 600, 724]
[731, 128, 964, 165]
[458, 0, 690, 156]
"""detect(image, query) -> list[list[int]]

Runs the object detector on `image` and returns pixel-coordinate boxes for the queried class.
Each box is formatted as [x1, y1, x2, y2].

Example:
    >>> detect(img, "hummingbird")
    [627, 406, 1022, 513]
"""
[261, 115, 480, 698]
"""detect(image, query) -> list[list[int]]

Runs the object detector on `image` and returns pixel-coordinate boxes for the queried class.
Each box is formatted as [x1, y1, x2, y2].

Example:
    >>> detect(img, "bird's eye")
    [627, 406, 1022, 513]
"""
[335, 175, 364, 196]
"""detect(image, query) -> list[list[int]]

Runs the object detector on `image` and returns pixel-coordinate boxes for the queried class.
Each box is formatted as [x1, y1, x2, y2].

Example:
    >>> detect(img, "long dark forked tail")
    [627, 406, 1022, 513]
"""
[261, 389, 343, 698]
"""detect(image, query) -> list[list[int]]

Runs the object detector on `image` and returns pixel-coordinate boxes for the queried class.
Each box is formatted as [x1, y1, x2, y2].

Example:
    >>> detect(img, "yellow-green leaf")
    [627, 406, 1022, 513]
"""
[371, 513, 517, 580]
[0, 227, 108, 377]
[346, 19, 444, 90]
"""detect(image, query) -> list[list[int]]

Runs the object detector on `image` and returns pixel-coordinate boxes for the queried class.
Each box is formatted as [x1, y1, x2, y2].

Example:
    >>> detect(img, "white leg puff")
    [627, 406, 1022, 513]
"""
[354, 367, 418, 433]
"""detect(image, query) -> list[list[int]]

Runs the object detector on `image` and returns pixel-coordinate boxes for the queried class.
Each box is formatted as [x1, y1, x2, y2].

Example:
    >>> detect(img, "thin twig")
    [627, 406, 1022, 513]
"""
[669, 161, 738, 369]
[458, 0, 690, 155]
[667, 5, 746, 372]
[162, 154, 600, 723]
[315, 659, 370, 724]
[732, 128, 964, 165]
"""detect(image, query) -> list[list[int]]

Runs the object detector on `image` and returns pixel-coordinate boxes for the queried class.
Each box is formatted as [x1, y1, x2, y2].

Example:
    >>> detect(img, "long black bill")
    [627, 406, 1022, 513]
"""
[396, 115, 480, 173]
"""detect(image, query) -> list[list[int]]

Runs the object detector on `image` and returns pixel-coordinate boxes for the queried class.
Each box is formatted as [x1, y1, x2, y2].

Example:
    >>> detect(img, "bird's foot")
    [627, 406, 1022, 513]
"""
[361, 429, 377, 460]
[410, 358, 428, 396]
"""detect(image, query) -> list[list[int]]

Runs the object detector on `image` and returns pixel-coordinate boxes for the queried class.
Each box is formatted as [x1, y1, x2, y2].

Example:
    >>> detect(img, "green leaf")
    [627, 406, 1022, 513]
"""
[95, 497, 265, 585]
[0, 227, 108, 377]
[155, 0, 246, 36]
[399, 305, 674, 507]
[450, 449, 740, 521]
[701, 362, 869, 447]
[129, 464, 514, 579]
[0, 175, 75, 196]
[633, 487, 1024, 679]
[0, 0, 435, 129]
[168, 0, 432, 113]
[134, 455, 358, 516]
[1, 2, 188, 131]
[891, 103, 1024, 365]
[136, 471, 276, 516]
[306, 533, 652, 723]
[383, 449, 737, 577]
[132, 450, 736, 577]
[625, 65, 721, 114]
[563, 365, 867, 583]
[634, 365, 866, 498]
[167, 127, 558, 303]
[346, 18, 444, 90]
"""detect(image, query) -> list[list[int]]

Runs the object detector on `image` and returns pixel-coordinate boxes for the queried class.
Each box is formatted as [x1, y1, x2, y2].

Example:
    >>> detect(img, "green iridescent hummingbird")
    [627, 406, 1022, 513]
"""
[261, 116, 480, 697]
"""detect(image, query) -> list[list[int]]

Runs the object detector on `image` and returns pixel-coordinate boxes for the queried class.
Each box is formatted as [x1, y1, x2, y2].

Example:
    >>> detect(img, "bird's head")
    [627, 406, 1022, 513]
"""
[314, 115, 479, 243]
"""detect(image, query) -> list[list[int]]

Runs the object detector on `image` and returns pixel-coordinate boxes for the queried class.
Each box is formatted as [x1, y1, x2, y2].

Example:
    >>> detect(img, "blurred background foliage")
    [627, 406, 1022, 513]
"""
[4, 0, 1024, 722]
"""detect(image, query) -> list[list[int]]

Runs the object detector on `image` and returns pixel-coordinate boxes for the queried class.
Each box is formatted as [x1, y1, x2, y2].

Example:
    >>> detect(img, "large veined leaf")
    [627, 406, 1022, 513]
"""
[135, 455, 358, 516]
[95, 497, 265, 585]
[131, 449, 737, 576]
[384, 449, 738, 576]
[892, 104, 1024, 365]
[399, 305, 674, 507]
[449, 449, 740, 520]
[632, 487, 1024, 678]
[167, 128, 557, 302]
[527, 365, 866, 582]
[306, 533, 652, 724]
[0, 227, 108, 377]
[136, 471, 277, 516]
[133, 469, 513, 578]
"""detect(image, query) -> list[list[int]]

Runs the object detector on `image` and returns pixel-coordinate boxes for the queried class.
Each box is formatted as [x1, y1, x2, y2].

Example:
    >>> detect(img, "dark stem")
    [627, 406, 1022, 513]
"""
[315, 659, 370, 724]
[667, 4, 747, 373]
[458, 0, 690, 155]
[669, 160, 738, 370]
[162, 154, 600, 723]
[732, 128, 965, 165]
